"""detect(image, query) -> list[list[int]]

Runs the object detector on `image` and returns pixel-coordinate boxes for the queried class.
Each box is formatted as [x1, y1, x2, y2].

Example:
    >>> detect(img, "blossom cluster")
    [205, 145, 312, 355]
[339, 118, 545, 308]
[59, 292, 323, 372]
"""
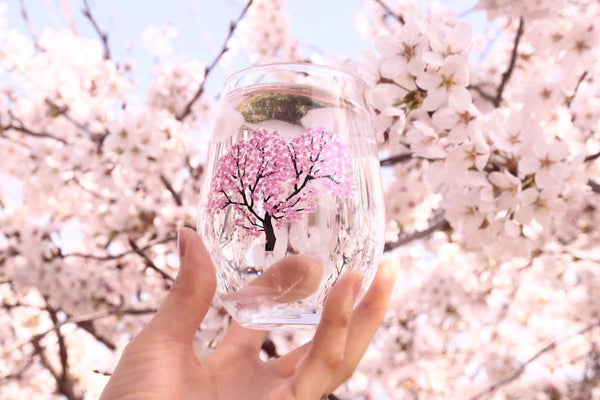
[354, 3, 595, 261]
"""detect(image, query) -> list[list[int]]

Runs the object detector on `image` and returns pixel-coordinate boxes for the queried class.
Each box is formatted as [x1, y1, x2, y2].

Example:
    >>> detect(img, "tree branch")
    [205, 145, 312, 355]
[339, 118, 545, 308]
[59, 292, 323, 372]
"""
[58, 0, 79, 35]
[18, 0, 41, 50]
[371, 0, 405, 24]
[160, 173, 183, 206]
[81, 0, 111, 60]
[4, 307, 157, 356]
[384, 219, 450, 252]
[468, 84, 496, 105]
[2, 112, 69, 145]
[588, 180, 600, 194]
[44, 299, 81, 400]
[128, 237, 175, 282]
[75, 319, 116, 350]
[380, 152, 413, 166]
[585, 151, 600, 163]
[493, 18, 524, 107]
[63, 234, 176, 261]
[566, 71, 588, 107]
[176, 0, 254, 121]
[470, 320, 600, 400]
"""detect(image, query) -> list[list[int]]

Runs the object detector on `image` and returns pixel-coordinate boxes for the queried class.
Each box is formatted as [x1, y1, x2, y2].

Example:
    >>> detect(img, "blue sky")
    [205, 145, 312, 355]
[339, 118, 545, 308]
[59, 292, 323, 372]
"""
[4, 0, 482, 95]
[5, 0, 376, 94]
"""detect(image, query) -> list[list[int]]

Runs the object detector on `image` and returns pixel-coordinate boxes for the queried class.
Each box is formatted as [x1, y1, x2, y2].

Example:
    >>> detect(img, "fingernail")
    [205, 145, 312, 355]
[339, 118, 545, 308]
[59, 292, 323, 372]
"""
[381, 259, 401, 279]
[177, 227, 187, 260]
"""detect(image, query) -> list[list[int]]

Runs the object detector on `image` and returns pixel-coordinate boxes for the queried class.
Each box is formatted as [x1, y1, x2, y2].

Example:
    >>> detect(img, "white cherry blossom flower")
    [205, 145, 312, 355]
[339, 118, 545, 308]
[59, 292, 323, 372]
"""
[417, 55, 471, 111]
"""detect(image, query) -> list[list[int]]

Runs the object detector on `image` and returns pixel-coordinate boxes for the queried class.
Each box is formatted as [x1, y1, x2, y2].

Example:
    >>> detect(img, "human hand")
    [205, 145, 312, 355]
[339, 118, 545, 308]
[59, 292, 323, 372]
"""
[100, 227, 399, 400]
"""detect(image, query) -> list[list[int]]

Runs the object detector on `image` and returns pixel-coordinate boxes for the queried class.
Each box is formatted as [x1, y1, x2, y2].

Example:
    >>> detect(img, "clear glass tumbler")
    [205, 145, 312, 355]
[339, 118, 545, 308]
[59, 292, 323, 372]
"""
[198, 63, 384, 329]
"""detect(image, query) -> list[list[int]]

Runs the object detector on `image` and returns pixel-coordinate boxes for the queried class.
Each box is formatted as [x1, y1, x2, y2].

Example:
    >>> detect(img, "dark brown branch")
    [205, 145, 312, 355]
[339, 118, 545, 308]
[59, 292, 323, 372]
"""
[470, 321, 600, 400]
[384, 219, 450, 252]
[44, 300, 80, 400]
[372, 0, 405, 24]
[1, 300, 45, 311]
[63, 234, 176, 261]
[81, 0, 111, 60]
[176, 0, 254, 121]
[75, 320, 116, 350]
[32, 339, 82, 400]
[589, 180, 600, 194]
[468, 84, 496, 105]
[160, 174, 183, 206]
[380, 152, 413, 166]
[5, 307, 157, 355]
[493, 18, 524, 107]
[3, 118, 68, 145]
[566, 71, 588, 107]
[45, 99, 92, 135]
[93, 369, 112, 376]
[128, 237, 175, 282]
[585, 151, 600, 163]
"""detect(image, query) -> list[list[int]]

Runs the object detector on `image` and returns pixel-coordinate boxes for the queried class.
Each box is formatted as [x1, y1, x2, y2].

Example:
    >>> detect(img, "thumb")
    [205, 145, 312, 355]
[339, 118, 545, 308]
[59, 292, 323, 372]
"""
[144, 227, 217, 342]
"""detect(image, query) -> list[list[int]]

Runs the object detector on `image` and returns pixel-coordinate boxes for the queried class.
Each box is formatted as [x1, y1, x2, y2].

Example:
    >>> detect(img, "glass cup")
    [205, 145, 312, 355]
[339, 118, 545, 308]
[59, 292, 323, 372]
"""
[198, 63, 384, 329]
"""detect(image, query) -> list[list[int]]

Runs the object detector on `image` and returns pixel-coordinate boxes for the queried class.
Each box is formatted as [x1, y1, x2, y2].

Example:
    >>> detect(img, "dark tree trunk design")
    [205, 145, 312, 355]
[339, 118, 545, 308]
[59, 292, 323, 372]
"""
[263, 213, 276, 252]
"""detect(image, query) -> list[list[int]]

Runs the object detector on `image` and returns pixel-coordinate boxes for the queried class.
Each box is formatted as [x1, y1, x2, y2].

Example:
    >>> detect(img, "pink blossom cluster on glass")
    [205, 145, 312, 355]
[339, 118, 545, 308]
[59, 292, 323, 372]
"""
[206, 127, 355, 240]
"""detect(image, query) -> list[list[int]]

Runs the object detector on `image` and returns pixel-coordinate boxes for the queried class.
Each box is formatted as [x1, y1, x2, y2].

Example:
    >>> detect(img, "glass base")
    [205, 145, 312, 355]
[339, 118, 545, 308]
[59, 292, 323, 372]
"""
[229, 306, 322, 330]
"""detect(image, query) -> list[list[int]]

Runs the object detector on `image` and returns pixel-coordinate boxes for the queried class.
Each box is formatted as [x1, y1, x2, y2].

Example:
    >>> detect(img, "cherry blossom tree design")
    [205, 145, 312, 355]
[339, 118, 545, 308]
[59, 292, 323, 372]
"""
[206, 127, 355, 251]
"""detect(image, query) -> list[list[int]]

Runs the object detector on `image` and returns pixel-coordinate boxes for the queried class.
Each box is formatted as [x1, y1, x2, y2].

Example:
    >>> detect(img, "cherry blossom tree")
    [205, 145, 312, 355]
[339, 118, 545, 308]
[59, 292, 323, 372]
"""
[1, 0, 600, 399]
[206, 127, 354, 251]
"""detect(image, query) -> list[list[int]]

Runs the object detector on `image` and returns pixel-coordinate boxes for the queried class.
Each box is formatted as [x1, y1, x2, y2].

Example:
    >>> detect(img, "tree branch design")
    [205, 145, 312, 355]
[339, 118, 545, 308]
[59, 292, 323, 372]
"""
[207, 127, 354, 251]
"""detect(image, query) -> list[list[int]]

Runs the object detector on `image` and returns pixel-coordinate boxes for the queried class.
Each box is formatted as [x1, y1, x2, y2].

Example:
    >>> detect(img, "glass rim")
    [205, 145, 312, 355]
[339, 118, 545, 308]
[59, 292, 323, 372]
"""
[223, 62, 366, 88]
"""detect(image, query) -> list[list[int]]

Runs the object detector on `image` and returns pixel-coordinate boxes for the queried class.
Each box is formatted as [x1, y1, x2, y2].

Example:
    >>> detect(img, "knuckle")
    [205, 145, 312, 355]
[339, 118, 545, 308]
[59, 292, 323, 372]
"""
[361, 299, 388, 321]
[315, 351, 344, 373]
[321, 309, 352, 329]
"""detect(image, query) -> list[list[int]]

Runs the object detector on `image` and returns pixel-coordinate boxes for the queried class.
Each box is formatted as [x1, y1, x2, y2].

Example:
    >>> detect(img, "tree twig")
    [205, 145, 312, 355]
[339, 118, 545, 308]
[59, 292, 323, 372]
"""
[585, 151, 600, 163]
[81, 0, 111, 60]
[3, 112, 69, 145]
[470, 321, 600, 400]
[3, 307, 157, 356]
[18, 0, 41, 50]
[588, 180, 600, 194]
[75, 319, 116, 350]
[63, 234, 176, 261]
[384, 219, 450, 251]
[44, 299, 80, 400]
[566, 71, 588, 107]
[371, 0, 405, 24]
[468, 84, 496, 105]
[160, 174, 183, 206]
[493, 18, 524, 107]
[59, 0, 79, 35]
[176, 0, 254, 121]
[128, 237, 175, 282]
[380, 153, 413, 166]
